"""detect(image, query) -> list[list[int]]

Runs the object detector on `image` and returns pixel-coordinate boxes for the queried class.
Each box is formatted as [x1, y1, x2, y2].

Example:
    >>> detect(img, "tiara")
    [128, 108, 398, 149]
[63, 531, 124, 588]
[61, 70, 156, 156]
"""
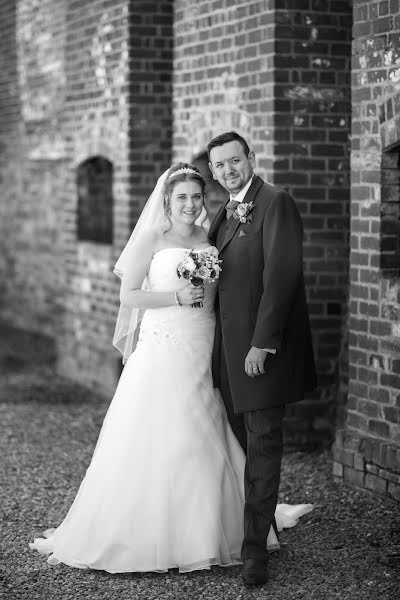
[168, 167, 200, 178]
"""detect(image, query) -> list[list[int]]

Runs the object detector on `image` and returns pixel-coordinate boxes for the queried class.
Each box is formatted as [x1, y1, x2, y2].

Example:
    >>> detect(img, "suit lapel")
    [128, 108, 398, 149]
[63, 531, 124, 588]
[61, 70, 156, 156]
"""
[220, 213, 241, 252]
[208, 202, 229, 246]
[219, 175, 264, 253]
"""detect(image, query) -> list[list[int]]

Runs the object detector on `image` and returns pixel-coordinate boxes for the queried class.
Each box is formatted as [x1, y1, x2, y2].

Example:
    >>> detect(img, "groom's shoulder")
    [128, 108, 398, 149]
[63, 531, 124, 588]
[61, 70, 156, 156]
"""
[256, 178, 292, 204]
[257, 178, 288, 196]
[254, 179, 299, 219]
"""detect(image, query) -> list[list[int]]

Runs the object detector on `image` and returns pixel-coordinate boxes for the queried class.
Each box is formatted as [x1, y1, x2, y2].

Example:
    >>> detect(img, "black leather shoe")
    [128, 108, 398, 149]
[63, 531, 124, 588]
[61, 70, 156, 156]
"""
[242, 558, 269, 586]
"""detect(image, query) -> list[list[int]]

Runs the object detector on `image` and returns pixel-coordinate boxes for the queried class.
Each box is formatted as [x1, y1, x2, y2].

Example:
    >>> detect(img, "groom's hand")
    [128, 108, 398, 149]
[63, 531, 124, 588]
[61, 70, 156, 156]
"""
[245, 347, 268, 378]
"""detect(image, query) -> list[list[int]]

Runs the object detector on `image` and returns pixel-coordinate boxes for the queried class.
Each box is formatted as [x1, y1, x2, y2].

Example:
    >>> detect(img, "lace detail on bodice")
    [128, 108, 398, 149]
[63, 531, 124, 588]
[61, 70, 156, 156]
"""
[136, 247, 218, 353]
[138, 319, 190, 352]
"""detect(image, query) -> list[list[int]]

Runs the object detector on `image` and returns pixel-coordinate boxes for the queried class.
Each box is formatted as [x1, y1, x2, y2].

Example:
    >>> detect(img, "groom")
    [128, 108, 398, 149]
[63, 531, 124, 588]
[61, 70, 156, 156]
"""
[207, 131, 317, 586]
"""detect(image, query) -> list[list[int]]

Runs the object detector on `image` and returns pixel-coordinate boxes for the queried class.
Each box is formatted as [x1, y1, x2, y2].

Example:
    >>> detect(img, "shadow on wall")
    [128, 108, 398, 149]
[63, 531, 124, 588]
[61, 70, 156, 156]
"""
[0, 322, 56, 372]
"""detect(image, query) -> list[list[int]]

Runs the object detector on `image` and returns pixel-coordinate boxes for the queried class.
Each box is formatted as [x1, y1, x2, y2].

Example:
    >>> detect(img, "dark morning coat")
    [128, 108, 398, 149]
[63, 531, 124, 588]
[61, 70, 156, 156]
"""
[208, 175, 317, 414]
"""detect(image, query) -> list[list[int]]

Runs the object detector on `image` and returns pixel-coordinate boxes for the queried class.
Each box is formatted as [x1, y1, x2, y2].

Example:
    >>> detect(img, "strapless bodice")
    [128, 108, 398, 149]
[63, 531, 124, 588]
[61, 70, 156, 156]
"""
[146, 246, 218, 313]
[137, 246, 218, 353]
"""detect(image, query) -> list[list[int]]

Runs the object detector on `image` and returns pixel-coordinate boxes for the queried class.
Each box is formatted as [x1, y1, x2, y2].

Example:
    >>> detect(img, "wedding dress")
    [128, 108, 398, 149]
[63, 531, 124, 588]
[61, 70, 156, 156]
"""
[29, 246, 312, 573]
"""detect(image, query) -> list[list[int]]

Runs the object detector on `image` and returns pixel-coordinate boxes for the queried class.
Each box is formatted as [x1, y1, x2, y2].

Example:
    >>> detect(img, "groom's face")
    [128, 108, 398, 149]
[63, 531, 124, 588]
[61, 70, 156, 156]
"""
[208, 140, 255, 196]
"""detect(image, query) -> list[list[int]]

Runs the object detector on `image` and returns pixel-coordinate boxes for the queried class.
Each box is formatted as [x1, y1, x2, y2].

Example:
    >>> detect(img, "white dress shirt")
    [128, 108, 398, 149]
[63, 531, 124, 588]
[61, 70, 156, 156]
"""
[229, 175, 254, 203]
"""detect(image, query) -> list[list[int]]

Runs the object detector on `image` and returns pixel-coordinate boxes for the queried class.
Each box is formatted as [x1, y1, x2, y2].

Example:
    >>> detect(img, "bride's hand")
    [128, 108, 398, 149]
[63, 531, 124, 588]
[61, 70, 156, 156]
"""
[176, 283, 204, 306]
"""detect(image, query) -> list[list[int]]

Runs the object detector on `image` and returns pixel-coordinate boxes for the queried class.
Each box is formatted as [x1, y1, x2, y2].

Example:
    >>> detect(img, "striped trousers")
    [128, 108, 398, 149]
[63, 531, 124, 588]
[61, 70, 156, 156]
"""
[219, 344, 284, 562]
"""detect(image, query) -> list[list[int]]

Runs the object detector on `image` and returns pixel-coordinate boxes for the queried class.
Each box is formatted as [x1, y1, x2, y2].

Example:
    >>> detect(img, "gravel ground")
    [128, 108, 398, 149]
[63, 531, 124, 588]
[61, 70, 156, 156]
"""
[1, 332, 399, 600]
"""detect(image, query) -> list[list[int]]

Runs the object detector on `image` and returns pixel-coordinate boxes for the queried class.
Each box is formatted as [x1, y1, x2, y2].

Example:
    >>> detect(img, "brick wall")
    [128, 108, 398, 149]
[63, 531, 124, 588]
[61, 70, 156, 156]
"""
[333, 0, 400, 502]
[0, 0, 67, 338]
[57, 0, 133, 391]
[0, 0, 21, 321]
[0, 0, 354, 448]
[57, 0, 173, 392]
[173, 0, 276, 217]
[128, 0, 174, 230]
[273, 1, 352, 444]
[173, 0, 352, 445]
[0, 0, 173, 394]
[1, 1, 398, 496]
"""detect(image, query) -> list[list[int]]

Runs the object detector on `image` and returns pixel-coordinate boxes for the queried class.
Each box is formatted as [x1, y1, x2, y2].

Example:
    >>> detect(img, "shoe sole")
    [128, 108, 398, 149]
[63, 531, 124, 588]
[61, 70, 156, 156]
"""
[242, 574, 268, 586]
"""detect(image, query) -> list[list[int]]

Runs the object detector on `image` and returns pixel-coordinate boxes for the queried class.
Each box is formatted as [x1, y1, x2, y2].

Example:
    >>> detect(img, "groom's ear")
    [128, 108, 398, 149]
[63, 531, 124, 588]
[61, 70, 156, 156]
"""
[248, 151, 256, 169]
[208, 161, 218, 180]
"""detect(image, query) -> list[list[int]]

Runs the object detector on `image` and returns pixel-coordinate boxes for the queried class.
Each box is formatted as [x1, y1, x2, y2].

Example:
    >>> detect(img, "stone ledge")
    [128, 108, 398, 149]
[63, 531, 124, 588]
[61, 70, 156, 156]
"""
[333, 428, 400, 502]
[0, 321, 57, 369]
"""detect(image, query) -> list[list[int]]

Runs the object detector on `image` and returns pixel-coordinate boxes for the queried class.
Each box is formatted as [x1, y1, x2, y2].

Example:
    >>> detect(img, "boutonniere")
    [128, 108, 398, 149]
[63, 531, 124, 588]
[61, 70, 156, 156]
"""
[233, 201, 255, 224]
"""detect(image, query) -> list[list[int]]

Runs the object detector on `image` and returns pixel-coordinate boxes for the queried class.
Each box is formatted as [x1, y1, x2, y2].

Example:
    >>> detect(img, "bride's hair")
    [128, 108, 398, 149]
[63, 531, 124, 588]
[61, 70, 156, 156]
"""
[162, 162, 208, 232]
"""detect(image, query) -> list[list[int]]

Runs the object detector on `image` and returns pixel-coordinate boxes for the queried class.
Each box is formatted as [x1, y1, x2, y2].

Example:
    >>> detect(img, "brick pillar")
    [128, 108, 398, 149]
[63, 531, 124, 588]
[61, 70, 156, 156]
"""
[173, 1, 353, 447]
[56, 0, 173, 393]
[333, 0, 400, 502]
[0, 0, 68, 339]
[272, 0, 353, 445]
[128, 0, 173, 232]
[0, 0, 21, 322]
[173, 0, 276, 188]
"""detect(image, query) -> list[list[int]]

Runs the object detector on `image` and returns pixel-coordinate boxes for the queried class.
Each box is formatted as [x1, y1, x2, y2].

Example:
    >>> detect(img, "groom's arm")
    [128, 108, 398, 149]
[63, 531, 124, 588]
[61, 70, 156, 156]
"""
[251, 190, 303, 351]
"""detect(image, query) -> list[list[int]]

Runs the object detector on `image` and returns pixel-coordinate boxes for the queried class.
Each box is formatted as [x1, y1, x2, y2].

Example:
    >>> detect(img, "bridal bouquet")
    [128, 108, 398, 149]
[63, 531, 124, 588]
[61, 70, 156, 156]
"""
[177, 249, 222, 307]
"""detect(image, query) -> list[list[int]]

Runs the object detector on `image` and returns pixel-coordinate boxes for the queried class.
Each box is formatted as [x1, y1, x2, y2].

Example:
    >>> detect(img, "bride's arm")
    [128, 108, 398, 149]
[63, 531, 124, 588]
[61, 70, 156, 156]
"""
[119, 231, 201, 309]
[119, 231, 175, 308]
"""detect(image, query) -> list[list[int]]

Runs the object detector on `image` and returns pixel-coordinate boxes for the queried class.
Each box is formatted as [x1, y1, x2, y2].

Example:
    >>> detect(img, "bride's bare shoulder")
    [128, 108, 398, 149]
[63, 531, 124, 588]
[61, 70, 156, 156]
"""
[137, 228, 163, 245]
[193, 224, 210, 244]
[142, 227, 175, 254]
[130, 228, 164, 258]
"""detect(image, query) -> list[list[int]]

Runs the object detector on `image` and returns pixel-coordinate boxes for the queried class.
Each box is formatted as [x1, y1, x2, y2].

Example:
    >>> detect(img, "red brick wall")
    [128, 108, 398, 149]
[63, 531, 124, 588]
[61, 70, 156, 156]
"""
[333, 0, 400, 502]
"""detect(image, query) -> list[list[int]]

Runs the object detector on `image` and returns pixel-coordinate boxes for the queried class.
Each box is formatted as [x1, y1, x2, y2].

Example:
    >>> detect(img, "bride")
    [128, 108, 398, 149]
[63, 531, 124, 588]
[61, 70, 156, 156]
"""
[29, 163, 312, 574]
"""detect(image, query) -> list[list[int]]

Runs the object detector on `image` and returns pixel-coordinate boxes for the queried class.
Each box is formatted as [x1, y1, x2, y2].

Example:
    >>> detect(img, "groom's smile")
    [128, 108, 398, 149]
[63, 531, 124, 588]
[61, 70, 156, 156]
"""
[208, 140, 255, 197]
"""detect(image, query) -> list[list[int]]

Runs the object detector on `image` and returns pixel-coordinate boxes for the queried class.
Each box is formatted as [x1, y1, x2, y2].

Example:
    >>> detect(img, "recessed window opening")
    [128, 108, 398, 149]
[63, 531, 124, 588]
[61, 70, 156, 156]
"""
[77, 155, 113, 244]
[380, 145, 400, 277]
[192, 152, 228, 218]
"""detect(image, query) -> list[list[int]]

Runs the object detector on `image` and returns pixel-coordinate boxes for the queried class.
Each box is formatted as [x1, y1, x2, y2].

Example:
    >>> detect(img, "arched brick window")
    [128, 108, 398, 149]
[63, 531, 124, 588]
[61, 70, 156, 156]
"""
[77, 156, 113, 244]
[192, 152, 228, 219]
[380, 146, 400, 277]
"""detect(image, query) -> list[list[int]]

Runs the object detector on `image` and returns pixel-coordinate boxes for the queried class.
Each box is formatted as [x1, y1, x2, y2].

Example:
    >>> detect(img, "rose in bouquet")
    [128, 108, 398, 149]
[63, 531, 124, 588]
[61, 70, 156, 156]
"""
[177, 249, 222, 307]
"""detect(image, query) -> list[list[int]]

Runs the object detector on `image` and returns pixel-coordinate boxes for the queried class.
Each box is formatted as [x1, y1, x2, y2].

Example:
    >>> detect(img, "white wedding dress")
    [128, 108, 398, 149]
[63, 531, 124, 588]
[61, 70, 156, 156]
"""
[29, 246, 312, 573]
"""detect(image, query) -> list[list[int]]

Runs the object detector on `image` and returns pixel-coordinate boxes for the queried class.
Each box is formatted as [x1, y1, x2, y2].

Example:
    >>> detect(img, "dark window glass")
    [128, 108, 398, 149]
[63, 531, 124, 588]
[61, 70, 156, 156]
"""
[77, 156, 113, 244]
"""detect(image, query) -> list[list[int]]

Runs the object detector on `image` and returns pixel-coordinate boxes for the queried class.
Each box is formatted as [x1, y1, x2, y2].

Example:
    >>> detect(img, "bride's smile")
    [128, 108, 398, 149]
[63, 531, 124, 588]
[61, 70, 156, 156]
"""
[168, 181, 204, 226]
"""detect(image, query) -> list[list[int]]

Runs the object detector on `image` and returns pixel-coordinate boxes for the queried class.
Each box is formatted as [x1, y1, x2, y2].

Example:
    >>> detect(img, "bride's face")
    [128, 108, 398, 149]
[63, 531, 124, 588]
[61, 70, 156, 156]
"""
[169, 181, 204, 226]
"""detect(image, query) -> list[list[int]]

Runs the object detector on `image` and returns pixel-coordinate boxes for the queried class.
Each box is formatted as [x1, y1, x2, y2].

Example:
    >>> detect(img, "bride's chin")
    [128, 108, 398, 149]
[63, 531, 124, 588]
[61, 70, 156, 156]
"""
[175, 216, 199, 225]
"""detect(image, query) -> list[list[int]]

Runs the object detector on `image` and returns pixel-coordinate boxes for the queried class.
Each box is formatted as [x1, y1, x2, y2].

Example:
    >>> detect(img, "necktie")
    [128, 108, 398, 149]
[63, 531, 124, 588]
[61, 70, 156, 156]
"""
[225, 199, 239, 220]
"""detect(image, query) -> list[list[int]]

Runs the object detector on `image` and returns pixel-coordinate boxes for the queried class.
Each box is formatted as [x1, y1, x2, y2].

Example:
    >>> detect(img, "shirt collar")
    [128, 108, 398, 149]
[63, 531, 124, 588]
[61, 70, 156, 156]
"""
[229, 175, 254, 204]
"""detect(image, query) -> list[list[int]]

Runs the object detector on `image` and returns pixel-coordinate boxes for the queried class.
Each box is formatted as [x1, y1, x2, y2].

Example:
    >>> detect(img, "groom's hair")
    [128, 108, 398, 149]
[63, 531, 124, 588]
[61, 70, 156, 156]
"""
[207, 131, 250, 160]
